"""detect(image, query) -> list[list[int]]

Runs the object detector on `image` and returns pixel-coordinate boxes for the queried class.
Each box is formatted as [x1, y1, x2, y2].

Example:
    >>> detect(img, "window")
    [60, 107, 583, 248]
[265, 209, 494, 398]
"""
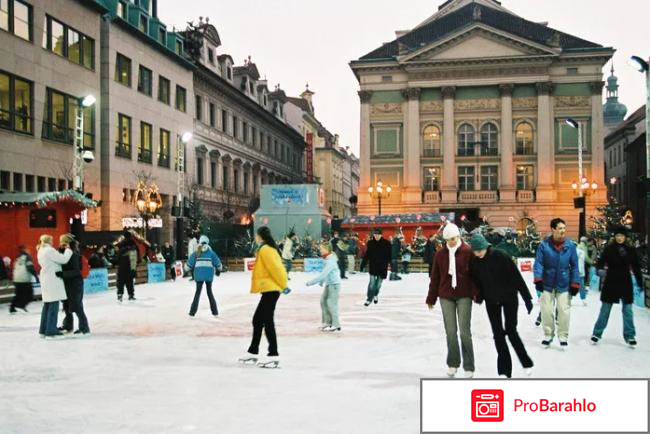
[274, 139, 278, 157]
[243, 121, 248, 143]
[249, 81, 254, 95]
[0, 170, 9, 190]
[116, 113, 131, 158]
[233, 169, 239, 192]
[1, 0, 31, 41]
[175, 39, 183, 55]
[423, 167, 440, 191]
[480, 166, 498, 191]
[175, 85, 186, 112]
[458, 166, 475, 191]
[252, 126, 257, 147]
[233, 116, 238, 138]
[244, 172, 249, 194]
[516, 165, 535, 190]
[25, 174, 33, 192]
[115, 53, 131, 86]
[57, 179, 66, 191]
[0, 71, 33, 134]
[221, 110, 228, 133]
[210, 161, 216, 188]
[422, 125, 441, 157]
[207, 48, 214, 64]
[42, 16, 94, 69]
[195, 95, 202, 121]
[158, 129, 170, 167]
[138, 122, 152, 163]
[373, 126, 400, 155]
[515, 122, 534, 155]
[158, 27, 166, 45]
[196, 157, 203, 185]
[117, 0, 127, 19]
[137, 65, 152, 96]
[479, 123, 498, 155]
[11, 172, 22, 191]
[226, 66, 232, 80]
[222, 166, 228, 191]
[158, 76, 170, 104]
[47, 177, 56, 192]
[556, 118, 589, 151]
[37, 176, 45, 192]
[209, 102, 215, 127]
[457, 124, 475, 156]
[138, 14, 147, 33]
[43, 88, 95, 147]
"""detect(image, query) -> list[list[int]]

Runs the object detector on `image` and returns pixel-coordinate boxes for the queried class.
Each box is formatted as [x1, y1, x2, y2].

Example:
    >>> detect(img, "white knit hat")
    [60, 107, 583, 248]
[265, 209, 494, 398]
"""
[442, 223, 460, 240]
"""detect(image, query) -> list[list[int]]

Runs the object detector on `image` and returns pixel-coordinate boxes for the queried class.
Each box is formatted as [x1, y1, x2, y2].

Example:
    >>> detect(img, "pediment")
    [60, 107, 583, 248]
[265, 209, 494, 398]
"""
[401, 25, 558, 63]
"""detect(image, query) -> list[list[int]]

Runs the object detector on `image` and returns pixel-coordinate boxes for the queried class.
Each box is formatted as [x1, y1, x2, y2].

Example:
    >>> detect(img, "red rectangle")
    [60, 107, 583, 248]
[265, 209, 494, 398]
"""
[471, 389, 504, 422]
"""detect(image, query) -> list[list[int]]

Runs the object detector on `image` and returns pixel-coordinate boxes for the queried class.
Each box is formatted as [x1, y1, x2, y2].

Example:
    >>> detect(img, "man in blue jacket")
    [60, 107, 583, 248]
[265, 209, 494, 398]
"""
[533, 218, 580, 348]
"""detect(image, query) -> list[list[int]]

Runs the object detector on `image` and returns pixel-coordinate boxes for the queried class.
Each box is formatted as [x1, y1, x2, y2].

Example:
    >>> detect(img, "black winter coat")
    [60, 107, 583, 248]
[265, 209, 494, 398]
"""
[360, 237, 392, 278]
[390, 238, 401, 259]
[60, 250, 84, 295]
[423, 241, 436, 265]
[117, 239, 137, 279]
[597, 242, 642, 304]
[469, 247, 532, 304]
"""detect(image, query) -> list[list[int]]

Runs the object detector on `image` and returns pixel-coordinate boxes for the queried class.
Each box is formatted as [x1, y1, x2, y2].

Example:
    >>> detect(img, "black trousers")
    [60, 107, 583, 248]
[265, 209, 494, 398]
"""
[485, 302, 533, 378]
[116, 274, 135, 298]
[11, 282, 34, 310]
[62, 281, 90, 333]
[338, 259, 347, 278]
[189, 281, 217, 315]
[248, 291, 280, 357]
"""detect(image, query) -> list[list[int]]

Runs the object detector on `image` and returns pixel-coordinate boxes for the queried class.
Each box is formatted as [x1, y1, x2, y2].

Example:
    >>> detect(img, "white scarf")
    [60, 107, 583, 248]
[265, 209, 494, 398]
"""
[447, 243, 460, 289]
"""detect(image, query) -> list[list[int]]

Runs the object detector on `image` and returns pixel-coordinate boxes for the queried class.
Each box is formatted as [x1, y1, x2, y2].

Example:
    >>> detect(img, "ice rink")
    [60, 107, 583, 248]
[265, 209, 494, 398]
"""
[1, 271, 648, 434]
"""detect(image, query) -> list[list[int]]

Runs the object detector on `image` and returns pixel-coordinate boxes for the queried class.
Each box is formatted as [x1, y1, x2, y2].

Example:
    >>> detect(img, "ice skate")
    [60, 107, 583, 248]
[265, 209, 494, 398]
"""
[524, 367, 533, 377]
[323, 326, 341, 333]
[626, 339, 637, 348]
[559, 341, 568, 351]
[373, 296, 378, 304]
[590, 336, 600, 345]
[257, 356, 280, 369]
[541, 337, 553, 348]
[464, 371, 474, 379]
[446, 367, 457, 377]
[237, 353, 258, 365]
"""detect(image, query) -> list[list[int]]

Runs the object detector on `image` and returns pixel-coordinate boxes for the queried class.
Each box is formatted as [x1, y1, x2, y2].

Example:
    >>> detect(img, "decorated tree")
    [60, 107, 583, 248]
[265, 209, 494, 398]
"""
[517, 220, 541, 257]
[588, 197, 636, 247]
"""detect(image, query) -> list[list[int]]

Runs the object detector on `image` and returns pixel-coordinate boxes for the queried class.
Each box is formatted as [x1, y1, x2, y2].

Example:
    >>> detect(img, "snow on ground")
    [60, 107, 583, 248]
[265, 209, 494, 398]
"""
[1, 272, 648, 434]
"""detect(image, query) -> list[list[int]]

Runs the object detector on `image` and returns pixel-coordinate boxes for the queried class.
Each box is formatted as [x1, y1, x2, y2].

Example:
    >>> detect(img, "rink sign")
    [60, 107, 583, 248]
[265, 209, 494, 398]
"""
[244, 258, 256, 272]
[516, 258, 535, 294]
[304, 258, 324, 272]
[83, 268, 109, 293]
[147, 263, 166, 283]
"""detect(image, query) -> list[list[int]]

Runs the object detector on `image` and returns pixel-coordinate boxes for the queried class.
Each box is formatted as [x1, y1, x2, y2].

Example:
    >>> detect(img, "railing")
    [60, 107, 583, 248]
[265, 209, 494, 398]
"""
[515, 147, 535, 155]
[423, 191, 441, 204]
[516, 190, 535, 202]
[422, 149, 442, 158]
[458, 190, 498, 203]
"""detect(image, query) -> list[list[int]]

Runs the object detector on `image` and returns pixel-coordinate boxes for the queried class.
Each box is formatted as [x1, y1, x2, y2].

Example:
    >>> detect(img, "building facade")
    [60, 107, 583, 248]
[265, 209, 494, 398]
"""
[350, 0, 612, 234]
[182, 20, 305, 223]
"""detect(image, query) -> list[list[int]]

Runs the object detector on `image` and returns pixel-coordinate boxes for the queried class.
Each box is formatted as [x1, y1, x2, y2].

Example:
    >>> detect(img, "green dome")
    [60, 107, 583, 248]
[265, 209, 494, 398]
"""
[603, 64, 627, 126]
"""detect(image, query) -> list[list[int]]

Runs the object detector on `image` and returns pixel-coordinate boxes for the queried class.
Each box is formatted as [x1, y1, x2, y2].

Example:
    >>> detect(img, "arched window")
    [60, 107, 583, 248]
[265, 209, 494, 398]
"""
[422, 125, 441, 157]
[457, 124, 475, 156]
[515, 122, 534, 155]
[480, 123, 498, 155]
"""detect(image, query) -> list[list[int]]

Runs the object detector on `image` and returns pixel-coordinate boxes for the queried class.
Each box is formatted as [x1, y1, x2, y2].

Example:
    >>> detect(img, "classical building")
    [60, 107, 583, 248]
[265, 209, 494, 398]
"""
[342, 152, 360, 217]
[181, 19, 305, 223]
[350, 0, 612, 234]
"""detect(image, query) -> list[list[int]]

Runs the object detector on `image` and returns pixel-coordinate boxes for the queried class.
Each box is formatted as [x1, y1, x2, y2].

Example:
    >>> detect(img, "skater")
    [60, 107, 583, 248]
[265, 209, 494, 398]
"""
[401, 241, 414, 274]
[239, 226, 289, 368]
[58, 234, 90, 336]
[346, 233, 358, 275]
[281, 232, 297, 278]
[591, 226, 642, 347]
[330, 231, 348, 280]
[116, 231, 138, 302]
[161, 241, 176, 281]
[576, 241, 587, 306]
[359, 228, 391, 307]
[36, 235, 73, 339]
[10, 245, 38, 314]
[389, 234, 402, 280]
[426, 223, 479, 378]
[187, 232, 198, 280]
[423, 234, 437, 276]
[88, 246, 111, 269]
[187, 235, 222, 317]
[306, 242, 342, 332]
[533, 218, 580, 348]
[577, 236, 592, 300]
[468, 234, 534, 378]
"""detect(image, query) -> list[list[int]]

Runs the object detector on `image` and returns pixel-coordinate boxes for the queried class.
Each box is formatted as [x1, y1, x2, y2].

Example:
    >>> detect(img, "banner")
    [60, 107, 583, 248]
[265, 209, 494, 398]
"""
[244, 258, 256, 273]
[516, 258, 535, 296]
[304, 258, 324, 273]
[305, 132, 314, 183]
[147, 262, 166, 284]
[271, 186, 308, 206]
[83, 268, 109, 294]
[173, 261, 183, 278]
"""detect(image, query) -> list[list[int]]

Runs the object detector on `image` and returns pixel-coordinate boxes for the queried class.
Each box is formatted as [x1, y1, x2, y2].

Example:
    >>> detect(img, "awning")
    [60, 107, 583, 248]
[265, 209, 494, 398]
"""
[0, 190, 98, 208]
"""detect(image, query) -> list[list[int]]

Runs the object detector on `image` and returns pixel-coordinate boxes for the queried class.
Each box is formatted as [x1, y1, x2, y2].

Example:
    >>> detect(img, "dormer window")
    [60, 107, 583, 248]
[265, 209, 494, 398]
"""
[241, 76, 247, 91]
[207, 48, 214, 65]
[249, 82, 254, 94]
[175, 40, 183, 55]
[138, 15, 147, 33]
[227, 66, 232, 80]
[158, 27, 166, 44]
[263, 94, 267, 105]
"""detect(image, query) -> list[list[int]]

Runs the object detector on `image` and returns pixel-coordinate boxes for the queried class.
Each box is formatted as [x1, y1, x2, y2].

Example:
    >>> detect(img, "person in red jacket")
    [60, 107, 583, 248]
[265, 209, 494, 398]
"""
[426, 223, 479, 378]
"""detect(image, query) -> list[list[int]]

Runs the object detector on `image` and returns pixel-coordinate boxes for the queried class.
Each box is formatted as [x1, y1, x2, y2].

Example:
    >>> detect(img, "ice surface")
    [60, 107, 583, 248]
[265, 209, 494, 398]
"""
[1, 272, 648, 434]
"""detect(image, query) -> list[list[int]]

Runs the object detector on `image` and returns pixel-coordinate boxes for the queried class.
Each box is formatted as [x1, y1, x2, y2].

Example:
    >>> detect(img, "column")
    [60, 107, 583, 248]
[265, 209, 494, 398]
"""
[216, 158, 224, 190]
[536, 82, 555, 202]
[590, 81, 606, 203]
[499, 84, 515, 201]
[247, 170, 254, 195]
[357, 90, 372, 212]
[402, 87, 422, 205]
[441, 86, 457, 202]
[256, 170, 262, 194]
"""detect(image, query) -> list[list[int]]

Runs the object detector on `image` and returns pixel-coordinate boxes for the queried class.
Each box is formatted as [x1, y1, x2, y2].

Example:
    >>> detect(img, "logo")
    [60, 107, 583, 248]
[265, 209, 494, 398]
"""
[471, 389, 504, 422]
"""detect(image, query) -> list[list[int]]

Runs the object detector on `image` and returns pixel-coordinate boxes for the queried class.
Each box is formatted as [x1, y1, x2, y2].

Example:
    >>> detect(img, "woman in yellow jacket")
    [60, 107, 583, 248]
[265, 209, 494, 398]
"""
[239, 226, 288, 368]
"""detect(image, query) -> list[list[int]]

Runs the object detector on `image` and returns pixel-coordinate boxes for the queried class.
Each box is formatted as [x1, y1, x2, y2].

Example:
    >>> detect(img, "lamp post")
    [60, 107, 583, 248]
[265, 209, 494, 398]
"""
[368, 180, 392, 216]
[175, 131, 193, 260]
[571, 177, 598, 238]
[72, 94, 96, 192]
[628, 55, 650, 246]
[133, 181, 162, 243]
[566, 117, 590, 237]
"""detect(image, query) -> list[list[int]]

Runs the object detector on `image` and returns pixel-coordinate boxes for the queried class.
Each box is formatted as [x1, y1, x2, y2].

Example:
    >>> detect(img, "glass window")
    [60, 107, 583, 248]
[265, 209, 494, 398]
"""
[12, 172, 22, 191]
[115, 53, 131, 87]
[479, 123, 498, 155]
[82, 102, 94, 148]
[480, 166, 498, 191]
[423, 167, 440, 191]
[138, 14, 147, 33]
[252, 126, 257, 146]
[43, 16, 94, 69]
[175, 85, 186, 112]
[196, 157, 203, 185]
[13, 77, 30, 133]
[81, 35, 94, 69]
[47, 177, 56, 192]
[25, 174, 34, 192]
[12, 0, 30, 41]
[458, 166, 475, 191]
[422, 125, 441, 157]
[57, 179, 66, 191]
[233, 169, 239, 192]
[67, 28, 80, 64]
[116, 113, 131, 158]
[210, 161, 216, 188]
[117, 1, 126, 19]
[37, 176, 45, 192]
[175, 39, 182, 55]
[158, 27, 166, 44]
[221, 110, 227, 132]
[0, 170, 10, 190]
[195, 95, 202, 120]
[44, 88, 93, 144]
[51, 18, 64, 56]
[138, 121, 152, 163]
[209, 103, 215, 127]
[243, 121, 248, 143]
[207, 48, 214, 64]
[457, 124, 475, 156]
[0, 0, 8, 31]
[0, 72, 9, 129]
[158, 129, 170, 167]
[158, 76, 170, 104]
[232, 116, 238, 138]
[515, 122, 534, 155]
[516, 165, 535, 190]
[137, 65, 152, 96]
[222, 166, 228, 191]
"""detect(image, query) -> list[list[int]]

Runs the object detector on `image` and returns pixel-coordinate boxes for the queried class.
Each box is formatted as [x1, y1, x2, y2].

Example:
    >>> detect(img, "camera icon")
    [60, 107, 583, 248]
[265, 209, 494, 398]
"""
[471, 389, 504, 422]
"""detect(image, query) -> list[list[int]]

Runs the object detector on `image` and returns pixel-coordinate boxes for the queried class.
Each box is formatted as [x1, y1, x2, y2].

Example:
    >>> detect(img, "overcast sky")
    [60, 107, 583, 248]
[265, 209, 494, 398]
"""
[159, 0, 650, 155]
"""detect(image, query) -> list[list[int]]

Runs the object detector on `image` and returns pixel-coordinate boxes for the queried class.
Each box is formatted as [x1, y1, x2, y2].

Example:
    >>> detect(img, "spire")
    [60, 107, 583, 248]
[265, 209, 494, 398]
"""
[603, 61, 627, 128]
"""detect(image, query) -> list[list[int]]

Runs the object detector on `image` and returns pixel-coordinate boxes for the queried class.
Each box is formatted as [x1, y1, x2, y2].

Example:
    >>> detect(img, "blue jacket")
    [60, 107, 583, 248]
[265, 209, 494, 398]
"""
[306, 253, 342, 287]
[188, 247, 222, 283]
[533, 237, 580, 293]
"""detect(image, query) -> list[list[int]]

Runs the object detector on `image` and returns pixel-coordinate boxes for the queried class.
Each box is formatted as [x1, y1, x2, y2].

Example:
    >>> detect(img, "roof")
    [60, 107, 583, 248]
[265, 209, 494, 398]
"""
[0, 190, 99, 208]
[286, 97, 311, 112]
[233, 63, 260, 80]
[358, 1, 603, 61]
[605, 104, 646, 143]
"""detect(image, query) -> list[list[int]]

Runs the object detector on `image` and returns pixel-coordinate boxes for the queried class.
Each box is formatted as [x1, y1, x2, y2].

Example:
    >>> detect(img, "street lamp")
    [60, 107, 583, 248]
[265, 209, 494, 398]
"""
[571, 177, 598, 238]
[72, 94, 96, 192]
[566, 117, 591, 237]
[133, 181, 162, 242]
[368, 180, 392, 216]
[175, 131, 193, 260]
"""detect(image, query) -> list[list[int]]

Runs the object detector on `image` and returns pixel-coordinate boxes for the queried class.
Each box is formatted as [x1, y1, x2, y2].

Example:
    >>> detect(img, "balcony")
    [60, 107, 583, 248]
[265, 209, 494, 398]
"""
[515, 146, 535, 156]
[422, 149, 442, 158]
[422, 191, 441, 204]
[516, 190, 535, 202]
[458, 190, 498, 203]
[457, 146, 499, 157]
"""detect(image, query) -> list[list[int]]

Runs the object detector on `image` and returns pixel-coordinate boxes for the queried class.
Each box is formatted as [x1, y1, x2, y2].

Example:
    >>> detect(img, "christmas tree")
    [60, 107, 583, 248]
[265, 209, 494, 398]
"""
[517, 220, 541, 257]
[588, 196, 635, 247]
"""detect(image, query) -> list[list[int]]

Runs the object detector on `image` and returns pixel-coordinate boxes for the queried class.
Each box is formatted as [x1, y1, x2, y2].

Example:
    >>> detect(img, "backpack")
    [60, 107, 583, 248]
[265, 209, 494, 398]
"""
[80, 255, 90, 279]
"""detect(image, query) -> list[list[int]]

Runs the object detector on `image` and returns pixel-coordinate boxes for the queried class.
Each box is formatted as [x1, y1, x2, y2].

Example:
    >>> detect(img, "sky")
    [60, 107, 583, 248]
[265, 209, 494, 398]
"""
[159, 0, 650, 156]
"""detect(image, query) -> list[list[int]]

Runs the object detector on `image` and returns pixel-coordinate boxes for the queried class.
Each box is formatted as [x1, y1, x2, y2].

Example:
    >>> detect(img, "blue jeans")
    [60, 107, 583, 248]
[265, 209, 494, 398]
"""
[592, 302, 636, 341]
[579, 278, 588, 301]
[366, 275, 383, 301]
[39, 301, 60, 336]
[283, 259, 292, 273]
